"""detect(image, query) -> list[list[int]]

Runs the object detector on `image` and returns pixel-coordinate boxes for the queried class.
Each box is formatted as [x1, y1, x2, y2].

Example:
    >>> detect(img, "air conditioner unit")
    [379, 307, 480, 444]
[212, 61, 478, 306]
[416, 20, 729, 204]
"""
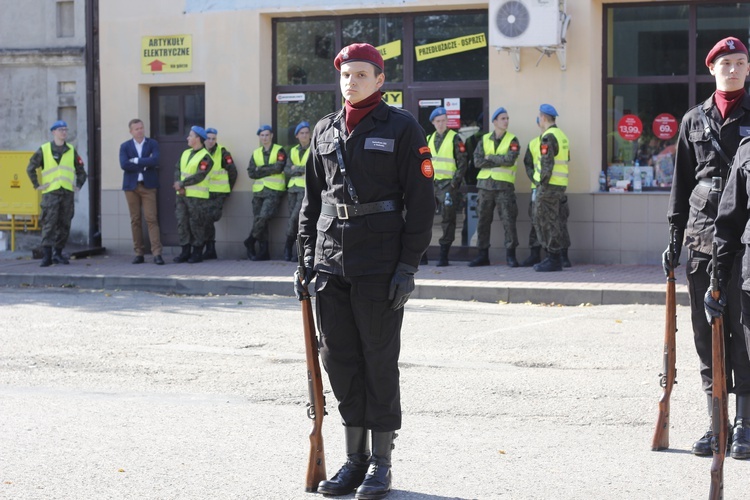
[489, 0, 563, 47]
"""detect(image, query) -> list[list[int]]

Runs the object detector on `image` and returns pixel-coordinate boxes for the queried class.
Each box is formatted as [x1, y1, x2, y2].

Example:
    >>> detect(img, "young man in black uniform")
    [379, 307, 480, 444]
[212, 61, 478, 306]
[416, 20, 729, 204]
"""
[666, 36, 750, 458]
[296, 43, 434, 499]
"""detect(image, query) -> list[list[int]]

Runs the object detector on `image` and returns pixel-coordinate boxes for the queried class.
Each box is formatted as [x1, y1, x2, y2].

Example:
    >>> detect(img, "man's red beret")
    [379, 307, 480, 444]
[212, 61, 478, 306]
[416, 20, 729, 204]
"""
[705, 37, 749, 67]
[334, 43, 384, 72]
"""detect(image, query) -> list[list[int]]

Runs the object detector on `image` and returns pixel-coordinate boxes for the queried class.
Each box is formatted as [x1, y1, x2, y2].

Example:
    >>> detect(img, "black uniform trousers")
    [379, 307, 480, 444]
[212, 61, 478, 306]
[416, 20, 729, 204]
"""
[315, 271, 403, 432]
[687, 249, 750, 395]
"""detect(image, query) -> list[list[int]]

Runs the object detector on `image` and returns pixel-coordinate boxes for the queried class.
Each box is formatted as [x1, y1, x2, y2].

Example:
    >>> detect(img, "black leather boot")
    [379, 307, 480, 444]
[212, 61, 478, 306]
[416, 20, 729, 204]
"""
[693, 394, 714, 456]
[40, 246, 53, 268]
[468, 248, 490, 267]
[202, 241, 217, 260]
[174, 244, 191, 263]
[355, 431, 395, 500]
[561, 248, 572, 268]
[254, 241, 270, 261]
[521, 246, 541, 267]
[534, 252, 563, 272]
[284, 236, 295, 262]
[243, 235, 256, 260]
[318, 427, 370, 496]
[506, 248, 518, 268]
[187, 245, 204, 263]
[52, 248, 69, 265]
[436, 244, 450, 267]
[731, 395, 750, 459]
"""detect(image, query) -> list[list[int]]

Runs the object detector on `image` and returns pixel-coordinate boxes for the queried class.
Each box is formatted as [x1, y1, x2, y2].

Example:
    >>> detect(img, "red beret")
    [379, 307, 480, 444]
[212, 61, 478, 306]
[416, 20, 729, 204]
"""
[334, 43, 384, 72]
[705, 37, 749, 67]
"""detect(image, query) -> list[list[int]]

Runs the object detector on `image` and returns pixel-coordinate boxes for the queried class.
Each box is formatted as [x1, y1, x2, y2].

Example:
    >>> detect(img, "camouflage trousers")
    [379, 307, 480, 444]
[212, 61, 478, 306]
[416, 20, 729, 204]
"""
[205, 195, 228, 242]
[527, 195, 540, 249]
[532, 184, 569, 254]
[434, 182, 462, 245]
[250, 190, 284, 242]
[286, 190, 304, 239]
[175, 195, 212, 247]
[40, 189, 75, 248]
[475, 187, 519, 250]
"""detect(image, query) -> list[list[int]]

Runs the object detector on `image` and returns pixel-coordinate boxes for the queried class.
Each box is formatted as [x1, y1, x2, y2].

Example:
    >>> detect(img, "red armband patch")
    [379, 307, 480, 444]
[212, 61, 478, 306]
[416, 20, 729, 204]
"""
[510, 143, 518, 152]
[277, 153, 286, 162]
[199, 161, 208, 171]
[421, 159, 434, 178]
[419, 146, 431, 155]
[226, 155, 234, 165]
[458, 142, 466, 153]
[77, 155, 83, 164]
[540, 144, 549, 155]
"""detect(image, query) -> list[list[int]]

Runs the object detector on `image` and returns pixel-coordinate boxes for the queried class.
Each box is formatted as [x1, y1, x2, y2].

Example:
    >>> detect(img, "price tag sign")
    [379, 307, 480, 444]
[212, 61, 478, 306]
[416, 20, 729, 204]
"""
[618, 114, 643, 141]
[652, 113, 678, 140]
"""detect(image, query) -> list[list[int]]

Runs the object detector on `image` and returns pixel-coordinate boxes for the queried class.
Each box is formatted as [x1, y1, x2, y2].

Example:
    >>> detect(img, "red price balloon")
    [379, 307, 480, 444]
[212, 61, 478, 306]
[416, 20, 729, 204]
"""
[617, 114, 643, 141]
[652, 113, 677, 140]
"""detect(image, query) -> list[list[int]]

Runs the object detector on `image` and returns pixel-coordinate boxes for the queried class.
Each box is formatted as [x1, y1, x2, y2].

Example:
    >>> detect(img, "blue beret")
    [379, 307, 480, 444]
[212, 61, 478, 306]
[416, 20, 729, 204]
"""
[190, 125, 207, 140]
[539, 104, 559, 117]
[294, 121, 310, 136]
[257, 124, 273, 135]
[491, 107, 507, 121]
[50, 120, 68, 131]
[205, 128, 218, 135]
[429, 107, 447, 122]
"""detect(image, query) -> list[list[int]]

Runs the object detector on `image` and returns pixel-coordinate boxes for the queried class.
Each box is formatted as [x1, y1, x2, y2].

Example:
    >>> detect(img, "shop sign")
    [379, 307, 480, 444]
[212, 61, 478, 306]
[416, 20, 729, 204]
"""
[276, 93, 306, 103]
[445, 98, 461, 129]
[652, 113, 677, 140]
[142, 35, 192, 73]
[419, 99, 442, 108]
[376, 40, 401, 61]
[617, 114, 643, 141]
[382, 91, 403, 108]
[414, 33, 487, 62]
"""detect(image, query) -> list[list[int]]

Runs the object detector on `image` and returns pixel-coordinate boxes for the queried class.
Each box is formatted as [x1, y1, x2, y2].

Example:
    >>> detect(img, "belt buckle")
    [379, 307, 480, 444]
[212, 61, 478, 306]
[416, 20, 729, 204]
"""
[336, 203, 349, 220]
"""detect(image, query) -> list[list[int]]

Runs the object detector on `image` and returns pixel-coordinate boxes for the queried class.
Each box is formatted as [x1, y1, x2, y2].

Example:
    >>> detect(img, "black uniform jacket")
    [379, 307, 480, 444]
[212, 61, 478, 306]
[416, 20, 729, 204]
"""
[668, 93, 750, 254]
[299, 100, 435, 276]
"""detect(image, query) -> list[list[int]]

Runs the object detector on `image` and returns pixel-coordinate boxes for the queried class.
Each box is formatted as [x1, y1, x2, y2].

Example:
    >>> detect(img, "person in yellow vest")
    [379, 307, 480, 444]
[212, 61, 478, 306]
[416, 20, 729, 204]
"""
[426, 107, 468, 267]
[172, 125, 214, 264]
[521, 130, 543, 267]
[202, 127, 237, 260]
[283, 121, 311, 261]
[532, 104, 570, 272]
[244, 124, 287, 261]
[25, 120, 87, 267]
[469, 107, 521, 267]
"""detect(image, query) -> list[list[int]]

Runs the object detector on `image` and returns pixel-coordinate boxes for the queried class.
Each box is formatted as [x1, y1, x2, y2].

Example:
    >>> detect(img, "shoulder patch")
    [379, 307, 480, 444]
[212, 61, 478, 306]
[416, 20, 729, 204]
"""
[510, 142, 519, 152]
[199, 161, 208, 171]
[277, 152, 286, 162]
[421, 159, 434, 178]
[419, 146, 431, 155]
[540, 144, 549, 155]
[226, 155, 234, 164]
[458, 142, 466, 153]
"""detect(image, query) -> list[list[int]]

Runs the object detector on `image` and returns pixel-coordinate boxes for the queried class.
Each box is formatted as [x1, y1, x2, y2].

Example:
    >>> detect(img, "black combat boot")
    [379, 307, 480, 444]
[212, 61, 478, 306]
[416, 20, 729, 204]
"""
[243, 235, 256, 260]
[52, 248, 69, 265]
[533, 252, 563, 272]
[521, 246, 542, 267]
[693, 394, 714, 456]
[202, 241, 217, 260]
[468, 248, 490, 267]
[355, 431, 395, 500]
[318, 427, 370, 496]
[436, 244, 450, 267]
[40, 246, 53, 268]
[174, 244, 191, 263]
[731, 395, 750, 459]
[254, 241, 270, 261]
[284, 236, 295, 262]
[506, 248, 518, 268]
[561, 248, 572, 268]
[187, 245, 204, 263]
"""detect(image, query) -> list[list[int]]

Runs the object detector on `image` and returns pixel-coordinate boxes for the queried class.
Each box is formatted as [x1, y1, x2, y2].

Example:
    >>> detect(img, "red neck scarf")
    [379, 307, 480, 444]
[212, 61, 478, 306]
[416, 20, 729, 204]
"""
[344, 92, 382, 133]
[715, 89, 746, 120]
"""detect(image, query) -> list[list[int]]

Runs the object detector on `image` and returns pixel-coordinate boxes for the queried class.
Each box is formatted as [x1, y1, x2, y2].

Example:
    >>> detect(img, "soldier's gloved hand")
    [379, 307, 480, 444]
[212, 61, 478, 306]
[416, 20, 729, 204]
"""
[661, 226, 684, 276]
[294, 256, 315, 301]
[704, 268, 729, 322]
[388, 262, 418, 310]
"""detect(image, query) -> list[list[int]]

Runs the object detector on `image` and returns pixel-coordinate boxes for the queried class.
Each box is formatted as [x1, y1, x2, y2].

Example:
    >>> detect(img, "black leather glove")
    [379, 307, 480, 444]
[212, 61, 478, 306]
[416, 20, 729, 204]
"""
[661, 226, 684, 276]
[294, 256, 316, 301]
[388, 262, 418, 310]
[704, 268, 729, 322]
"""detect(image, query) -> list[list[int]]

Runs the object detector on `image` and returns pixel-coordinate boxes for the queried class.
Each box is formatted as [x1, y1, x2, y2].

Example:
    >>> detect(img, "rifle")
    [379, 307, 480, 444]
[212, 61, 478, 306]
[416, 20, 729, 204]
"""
[709, 240, 728, 500]
[651, 225, 678, 451]
[297, 235, 327, 492]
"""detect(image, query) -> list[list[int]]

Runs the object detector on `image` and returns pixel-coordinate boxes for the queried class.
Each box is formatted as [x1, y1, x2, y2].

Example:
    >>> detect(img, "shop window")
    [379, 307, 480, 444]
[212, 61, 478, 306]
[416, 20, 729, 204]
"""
[695, 4, 750, 72]
[276, 20, 336, 86]
[343, 16, 403, 83]
[56, 1, 74, 38]
[413, 13, 488, 82]
[275, 92, 337, 147]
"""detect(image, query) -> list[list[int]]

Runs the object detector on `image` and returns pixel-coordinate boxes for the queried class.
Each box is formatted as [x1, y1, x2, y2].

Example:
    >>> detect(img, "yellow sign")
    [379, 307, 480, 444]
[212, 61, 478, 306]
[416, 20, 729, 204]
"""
[0, 151, 40, 216]
[382, 91, 403, 108]
[142, 35, 192, 73]
[376, 40, 402, 61]
[415, 33, 487, 62]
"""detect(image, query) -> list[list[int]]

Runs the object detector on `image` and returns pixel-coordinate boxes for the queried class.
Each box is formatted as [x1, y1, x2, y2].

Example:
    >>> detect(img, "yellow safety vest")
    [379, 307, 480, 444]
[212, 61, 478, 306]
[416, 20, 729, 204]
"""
[252, 144, 286, 193]
[427, 129, 457, 181]
[287, 145, 309, 189]
[180, 148, 211, 199]
[40, 142, 76, 194]
[477, 132, 517, 184]
[529, 136, 541, 185]
[533, 127, 569, 187]
[208, 144, 231, 194]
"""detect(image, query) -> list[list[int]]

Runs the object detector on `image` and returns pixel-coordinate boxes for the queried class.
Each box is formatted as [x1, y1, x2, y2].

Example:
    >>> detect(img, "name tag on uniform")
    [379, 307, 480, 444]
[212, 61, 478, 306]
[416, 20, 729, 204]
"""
[364, 137, 395, 152]
[741, 126, 750, 137]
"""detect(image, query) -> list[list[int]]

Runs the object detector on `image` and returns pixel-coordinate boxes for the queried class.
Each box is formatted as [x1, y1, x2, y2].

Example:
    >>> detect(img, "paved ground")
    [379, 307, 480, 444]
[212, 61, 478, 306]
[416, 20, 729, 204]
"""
[0, 249, 688, 306]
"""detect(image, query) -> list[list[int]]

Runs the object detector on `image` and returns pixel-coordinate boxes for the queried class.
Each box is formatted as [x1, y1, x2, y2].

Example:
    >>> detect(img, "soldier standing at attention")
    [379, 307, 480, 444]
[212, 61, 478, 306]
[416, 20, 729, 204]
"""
[26, 120, 87, 267]
[283, 120, 311, 261]
[426, 107, 467, 267]
[469, 107, 521, 267]
[202, 127, 237, 260]
[172, 126, 214, 264]
[296, 43, 434, 499]
[669, 37, 750, 458]
[244, 125, 287, 261]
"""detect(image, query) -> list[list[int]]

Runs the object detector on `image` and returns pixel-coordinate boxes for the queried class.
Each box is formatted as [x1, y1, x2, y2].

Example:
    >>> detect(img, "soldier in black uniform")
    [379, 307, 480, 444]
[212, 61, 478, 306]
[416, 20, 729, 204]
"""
[296, 43, 434, 499]
[666, 36, 750, 458]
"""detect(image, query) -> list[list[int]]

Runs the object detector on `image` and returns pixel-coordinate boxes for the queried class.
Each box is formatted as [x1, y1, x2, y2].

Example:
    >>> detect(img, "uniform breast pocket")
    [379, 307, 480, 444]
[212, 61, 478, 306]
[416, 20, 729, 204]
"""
[316, 141, 339, 182]
[688, 130, 716, 165]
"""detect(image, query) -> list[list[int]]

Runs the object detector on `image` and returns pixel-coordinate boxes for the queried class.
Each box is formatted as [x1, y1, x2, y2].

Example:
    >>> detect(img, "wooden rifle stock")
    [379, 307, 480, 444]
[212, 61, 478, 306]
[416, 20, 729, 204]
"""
[709, 241, 727, 500]
[652, 226, 678, 451]
[297, 236, 327, 492]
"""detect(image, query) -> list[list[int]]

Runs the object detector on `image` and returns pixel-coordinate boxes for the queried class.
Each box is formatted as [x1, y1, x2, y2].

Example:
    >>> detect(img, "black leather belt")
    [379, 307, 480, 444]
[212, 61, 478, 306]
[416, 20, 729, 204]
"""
[698, 177, 723, 192]
[321, 200, 403, 220]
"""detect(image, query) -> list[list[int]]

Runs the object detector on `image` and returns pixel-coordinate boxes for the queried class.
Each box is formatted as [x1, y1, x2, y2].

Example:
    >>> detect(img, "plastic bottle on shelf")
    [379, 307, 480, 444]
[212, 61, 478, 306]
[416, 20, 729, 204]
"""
[633, 160, 642, 192]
